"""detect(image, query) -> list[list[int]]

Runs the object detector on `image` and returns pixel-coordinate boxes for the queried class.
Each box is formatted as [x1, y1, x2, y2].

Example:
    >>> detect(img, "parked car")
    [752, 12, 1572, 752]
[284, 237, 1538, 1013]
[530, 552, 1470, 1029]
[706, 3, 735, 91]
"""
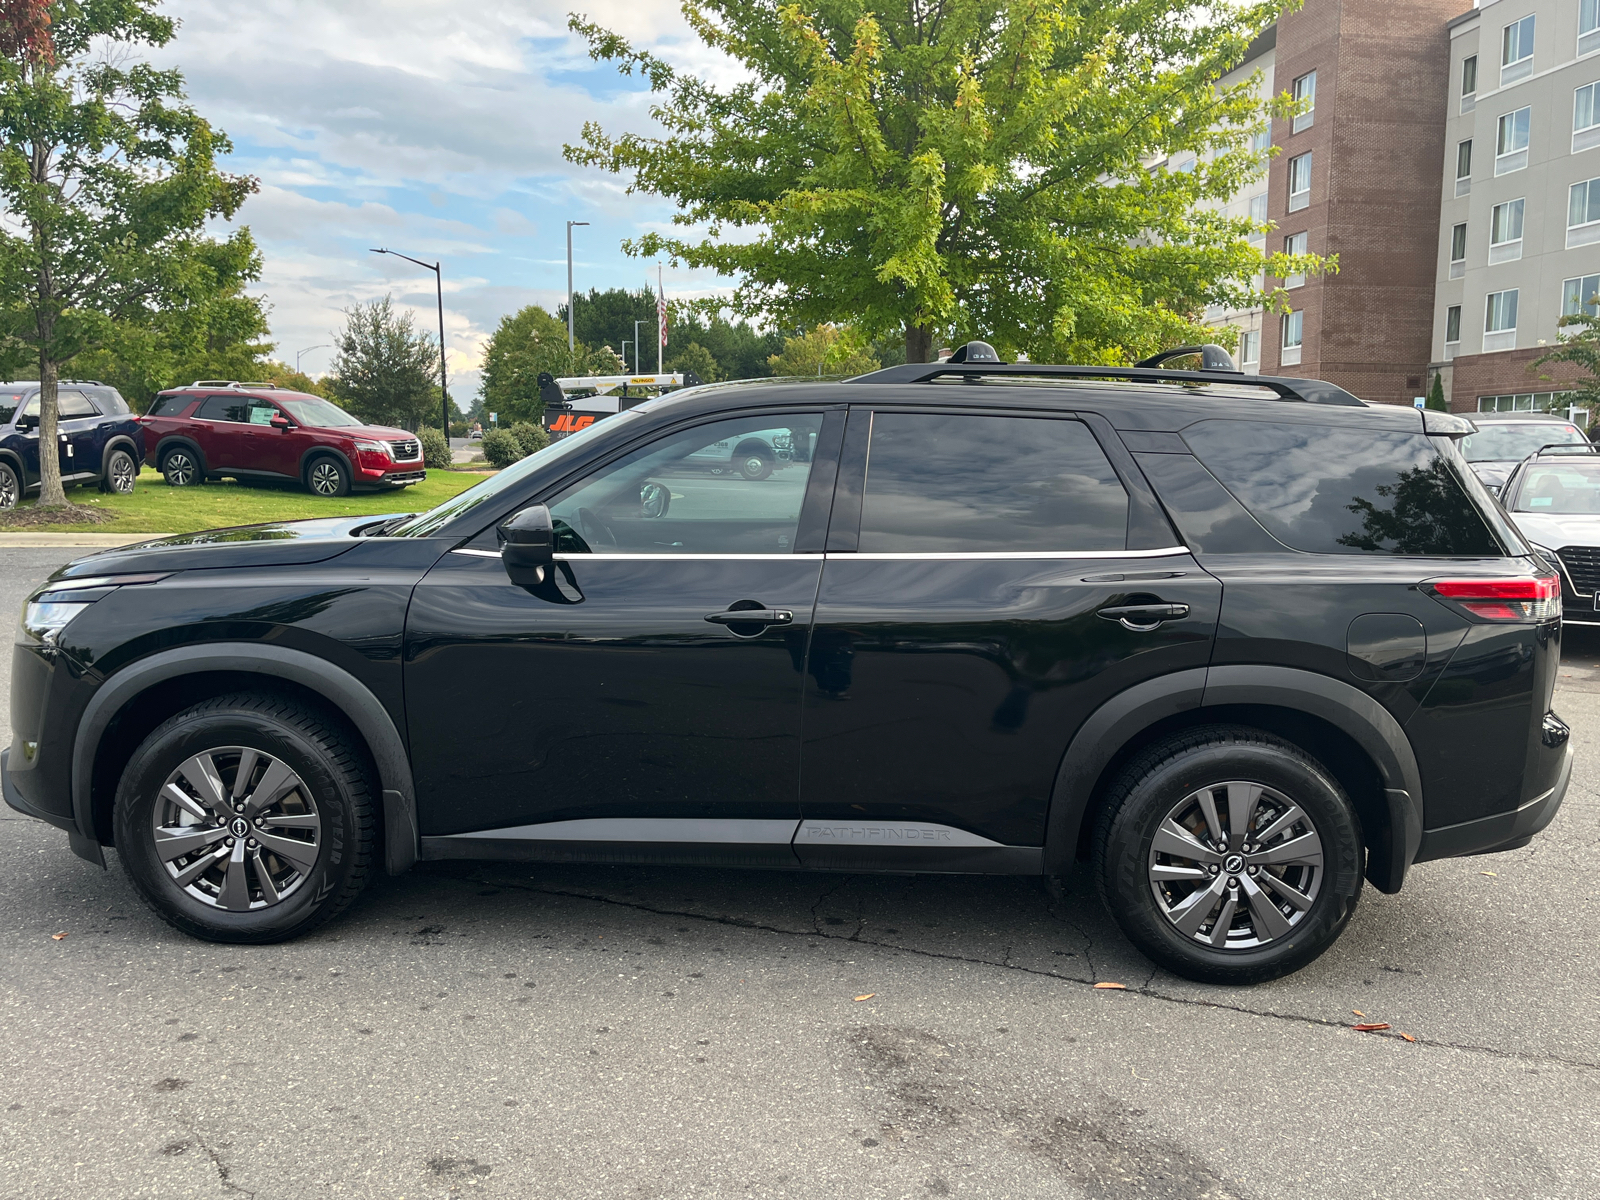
[469, 429, 484, 441]
[3, 345, 1570, 984]
[138, 383, 426, 497]
[0, 381, 144, 511]
[1495, 445, 1600, 626]
[1457, 410, 1589, 495]
[685, 425, 809, 479]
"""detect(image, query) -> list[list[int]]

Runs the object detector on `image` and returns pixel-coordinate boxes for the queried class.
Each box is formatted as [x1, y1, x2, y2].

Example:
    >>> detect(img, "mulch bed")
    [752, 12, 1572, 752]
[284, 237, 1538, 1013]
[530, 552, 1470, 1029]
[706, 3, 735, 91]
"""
[0, 502, 117, 528]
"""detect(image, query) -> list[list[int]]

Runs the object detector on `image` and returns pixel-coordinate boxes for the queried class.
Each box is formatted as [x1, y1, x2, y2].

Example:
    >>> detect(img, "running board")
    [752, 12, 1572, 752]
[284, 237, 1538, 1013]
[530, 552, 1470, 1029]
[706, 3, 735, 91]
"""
[419, 817, 1042, 874]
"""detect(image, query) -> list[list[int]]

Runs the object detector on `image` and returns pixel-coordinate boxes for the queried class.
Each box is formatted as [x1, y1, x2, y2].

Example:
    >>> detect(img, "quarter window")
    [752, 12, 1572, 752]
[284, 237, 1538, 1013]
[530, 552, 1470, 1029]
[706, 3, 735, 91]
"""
[1292, 71, 1316, 132]
[546, 413, 825, 555]
[857, 413, 1130, 554]
[1501, 15, 1535, 85]
[1495, 107, 1531, 175]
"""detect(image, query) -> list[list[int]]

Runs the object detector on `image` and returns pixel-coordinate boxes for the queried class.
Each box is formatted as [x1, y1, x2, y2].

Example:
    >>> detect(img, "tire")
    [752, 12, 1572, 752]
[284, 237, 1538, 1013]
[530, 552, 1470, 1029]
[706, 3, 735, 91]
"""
[161, 447, 201, 487]
[100, 447, 137, 495]
[305, 455, 350, 497]
[112, 692, 376, 944]
[0, 460, 18, 511]
[1093, 725, 1363, 985]
[736, 450, 773, 481]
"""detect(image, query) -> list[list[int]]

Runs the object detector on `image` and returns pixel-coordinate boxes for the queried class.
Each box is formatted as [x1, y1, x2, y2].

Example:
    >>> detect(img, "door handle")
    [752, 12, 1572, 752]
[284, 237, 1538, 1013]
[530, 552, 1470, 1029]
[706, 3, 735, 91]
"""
[704, 608, 793, 626]
[1097, 602, 1190, 632]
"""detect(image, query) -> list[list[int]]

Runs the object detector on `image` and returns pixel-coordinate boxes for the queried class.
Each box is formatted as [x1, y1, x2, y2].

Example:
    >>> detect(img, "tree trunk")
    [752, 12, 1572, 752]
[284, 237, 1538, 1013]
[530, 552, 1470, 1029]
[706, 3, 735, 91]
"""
[35, 356, 66, 507]
[905, 323, 936, 363]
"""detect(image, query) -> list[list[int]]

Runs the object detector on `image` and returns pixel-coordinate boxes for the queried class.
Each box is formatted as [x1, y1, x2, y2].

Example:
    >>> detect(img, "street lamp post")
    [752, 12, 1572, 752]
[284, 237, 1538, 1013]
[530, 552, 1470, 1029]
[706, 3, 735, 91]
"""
[566, 220, 589, 354]
[295, 344, 330, 374]
[369, 248, 450, 435]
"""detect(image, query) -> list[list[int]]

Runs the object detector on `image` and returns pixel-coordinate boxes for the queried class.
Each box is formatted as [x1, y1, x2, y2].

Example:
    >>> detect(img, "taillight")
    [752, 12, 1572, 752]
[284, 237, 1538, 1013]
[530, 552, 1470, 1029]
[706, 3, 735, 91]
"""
[1429, 575, 1561, 621]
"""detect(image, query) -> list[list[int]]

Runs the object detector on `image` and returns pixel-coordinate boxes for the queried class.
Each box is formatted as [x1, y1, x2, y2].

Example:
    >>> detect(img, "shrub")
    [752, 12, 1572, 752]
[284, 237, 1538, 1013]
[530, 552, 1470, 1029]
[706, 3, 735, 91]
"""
[481, 427, 523, 469]
[419, 427, 452, 469]
[509, 421, 550, 458]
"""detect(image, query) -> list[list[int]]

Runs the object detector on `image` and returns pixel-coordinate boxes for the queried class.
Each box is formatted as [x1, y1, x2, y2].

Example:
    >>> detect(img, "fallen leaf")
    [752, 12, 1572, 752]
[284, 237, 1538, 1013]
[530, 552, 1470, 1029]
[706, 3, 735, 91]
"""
[50, 932, 67, 941]
[1400, 1033, 1417, 1043]
[1480, 871, 1498, 877]
[1352, 1009, 1366, 1018]
[1093, 982, 1128, 990]
[853, 994, 875, 1002]
[1352, 1022, 1390, 1032]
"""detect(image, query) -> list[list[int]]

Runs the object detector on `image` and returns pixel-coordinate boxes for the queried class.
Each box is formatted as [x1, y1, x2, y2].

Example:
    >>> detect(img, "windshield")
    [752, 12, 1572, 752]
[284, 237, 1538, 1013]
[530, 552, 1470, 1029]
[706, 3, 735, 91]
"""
[1512, 461, 1600, 513]
[1460, 422, 1588, 461]
[279, 397, 365, 428]
[386, 409, 647, 537]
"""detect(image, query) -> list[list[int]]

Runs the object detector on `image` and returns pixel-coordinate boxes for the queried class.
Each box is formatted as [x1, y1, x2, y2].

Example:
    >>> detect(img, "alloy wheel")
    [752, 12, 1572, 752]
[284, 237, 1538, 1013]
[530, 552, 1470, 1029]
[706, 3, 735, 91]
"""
[164, 452, 196, 486]
[1147, 780, 1324, 949]
[0, 464, 16, 510]
[151, 747, 321, 911]
[309, 462, 342, 495]
[110, 452, 135, 493]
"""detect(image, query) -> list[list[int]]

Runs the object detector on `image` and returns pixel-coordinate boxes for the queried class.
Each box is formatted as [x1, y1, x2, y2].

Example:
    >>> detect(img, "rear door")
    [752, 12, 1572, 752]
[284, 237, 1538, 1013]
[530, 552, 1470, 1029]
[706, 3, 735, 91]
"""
[795, 407, 1221, 868]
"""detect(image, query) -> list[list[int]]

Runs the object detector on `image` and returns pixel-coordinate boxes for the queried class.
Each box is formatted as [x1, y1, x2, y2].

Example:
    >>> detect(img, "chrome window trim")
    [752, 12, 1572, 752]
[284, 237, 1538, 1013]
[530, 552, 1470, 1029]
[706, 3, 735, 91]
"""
[452, 547, 1191, 562]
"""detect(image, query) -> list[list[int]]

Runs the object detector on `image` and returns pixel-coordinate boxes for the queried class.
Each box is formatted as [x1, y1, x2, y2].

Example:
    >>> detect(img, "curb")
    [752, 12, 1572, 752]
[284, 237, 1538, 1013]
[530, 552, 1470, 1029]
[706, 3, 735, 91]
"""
[0, 533, 170, 548]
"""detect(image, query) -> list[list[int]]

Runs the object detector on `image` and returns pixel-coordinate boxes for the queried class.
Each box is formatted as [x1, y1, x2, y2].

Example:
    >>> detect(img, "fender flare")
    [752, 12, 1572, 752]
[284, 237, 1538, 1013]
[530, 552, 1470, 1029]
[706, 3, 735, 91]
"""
[154, 435, 207, 475]
[298, 446, 354, 486]
[72, 643, 418, 875]
[98, 433, 141, 479]
[1042, 665, 1423, 893]
[0, 445, 25, 486]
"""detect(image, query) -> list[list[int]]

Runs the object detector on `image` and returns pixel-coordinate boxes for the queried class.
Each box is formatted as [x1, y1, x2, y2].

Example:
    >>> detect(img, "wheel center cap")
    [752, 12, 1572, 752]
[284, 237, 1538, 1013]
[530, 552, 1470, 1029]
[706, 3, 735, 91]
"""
[1223, 853, 1245, 875]
[229, 817, 249, 839]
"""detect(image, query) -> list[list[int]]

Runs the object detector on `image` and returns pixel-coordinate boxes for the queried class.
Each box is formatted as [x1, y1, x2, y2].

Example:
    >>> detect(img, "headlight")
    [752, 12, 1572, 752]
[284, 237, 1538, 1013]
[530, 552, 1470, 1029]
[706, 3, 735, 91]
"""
[19, 573, 169, 645]
[22, 599, 95, 642]
[1530, 542, 1561, 569]
[354, 439, 391, 457]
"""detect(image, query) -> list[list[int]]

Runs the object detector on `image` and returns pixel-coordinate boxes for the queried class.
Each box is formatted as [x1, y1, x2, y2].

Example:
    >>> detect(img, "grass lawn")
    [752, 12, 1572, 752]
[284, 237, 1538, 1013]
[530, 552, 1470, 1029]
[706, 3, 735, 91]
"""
[1, 467, 493, 535]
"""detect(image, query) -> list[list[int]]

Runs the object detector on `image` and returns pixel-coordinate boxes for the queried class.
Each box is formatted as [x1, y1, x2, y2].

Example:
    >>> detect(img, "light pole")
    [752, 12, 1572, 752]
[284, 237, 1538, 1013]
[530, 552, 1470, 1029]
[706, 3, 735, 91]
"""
[566, 220, 589, 354]
[634, 320, 646, 375]
[369, 248, 450, 434]
[295, 344, 330, 373]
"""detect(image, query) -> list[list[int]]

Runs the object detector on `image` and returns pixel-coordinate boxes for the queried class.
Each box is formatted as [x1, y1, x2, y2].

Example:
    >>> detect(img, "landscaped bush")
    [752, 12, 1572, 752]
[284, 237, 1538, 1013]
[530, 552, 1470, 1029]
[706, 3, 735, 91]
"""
[509, 421, 549, 458]
[481, 427, 523, 469]
[419, 427, 452, 469]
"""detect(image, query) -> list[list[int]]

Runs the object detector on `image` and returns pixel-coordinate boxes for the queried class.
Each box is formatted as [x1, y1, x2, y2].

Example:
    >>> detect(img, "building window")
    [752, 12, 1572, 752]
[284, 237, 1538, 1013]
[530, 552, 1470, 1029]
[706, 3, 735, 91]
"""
[1292, 71, 1316, 133]
[1446, 305, 1462, 360]
[1563, 273, 1600, 317]
[1288, 152, 1312, 212]
[1478, 392, 1573, 413]
[1283, 231, 1307, 288]
[1577, 83, 1600, 153]
[1583, 0, 1600, 57]
[1496, 107, 1531, 175]
[1251, 127, 1271, 153]
[1485, 288, 1519, 351]
[1450, 222, 1468, 278]
[1570, 177, 1600, 246]
[1281, 309, 1303, 366]
[1456, 139, 1473, 196]
[1502, 14, 1535, 86]
[1239, 329, 1260, 367]
[1490, 198, 1525, 263]
[1462, 55, 1478, 112]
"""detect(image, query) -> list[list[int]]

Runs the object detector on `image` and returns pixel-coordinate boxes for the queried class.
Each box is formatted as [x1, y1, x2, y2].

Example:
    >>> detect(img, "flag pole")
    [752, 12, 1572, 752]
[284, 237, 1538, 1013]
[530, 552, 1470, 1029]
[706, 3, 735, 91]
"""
[657, 262, 665, 374]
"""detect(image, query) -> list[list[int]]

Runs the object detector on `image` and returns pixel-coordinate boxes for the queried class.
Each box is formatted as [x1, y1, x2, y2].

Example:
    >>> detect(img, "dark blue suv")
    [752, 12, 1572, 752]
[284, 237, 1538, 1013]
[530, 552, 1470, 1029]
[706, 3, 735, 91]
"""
[0, 382, 145, 510]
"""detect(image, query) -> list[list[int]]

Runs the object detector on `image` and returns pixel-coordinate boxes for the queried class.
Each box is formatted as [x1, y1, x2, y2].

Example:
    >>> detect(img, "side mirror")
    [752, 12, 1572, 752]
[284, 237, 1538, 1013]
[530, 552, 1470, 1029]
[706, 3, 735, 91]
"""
[639, 481, 670, 518]
[499, 504, 554, 586]
[270, 414, 291, 430]
[15, 414, 36, 433]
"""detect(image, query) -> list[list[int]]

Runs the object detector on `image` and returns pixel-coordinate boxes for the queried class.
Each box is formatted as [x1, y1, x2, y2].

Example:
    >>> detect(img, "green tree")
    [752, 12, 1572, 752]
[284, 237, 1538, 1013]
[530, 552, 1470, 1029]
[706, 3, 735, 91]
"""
[325, 296, 440, 431]
[481, 303, 611, 425]
[1425, 373, 1447, 412]
[667, 341, 721, 383]
[0, 0, 256, 504]
[768, 324, 879, 376]
[568, 0, 1322, 364]
[1535, 310, 1600, 416]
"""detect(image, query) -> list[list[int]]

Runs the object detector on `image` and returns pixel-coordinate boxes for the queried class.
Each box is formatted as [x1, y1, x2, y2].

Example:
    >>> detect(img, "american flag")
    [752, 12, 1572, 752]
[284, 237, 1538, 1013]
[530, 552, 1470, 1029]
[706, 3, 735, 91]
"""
[656, 278, 668, 350]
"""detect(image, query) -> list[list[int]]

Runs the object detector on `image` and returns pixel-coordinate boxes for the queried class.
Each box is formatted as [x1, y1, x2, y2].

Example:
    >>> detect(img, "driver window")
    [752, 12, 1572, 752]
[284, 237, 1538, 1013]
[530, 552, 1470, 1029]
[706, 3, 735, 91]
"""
[547, 413, 824, 554]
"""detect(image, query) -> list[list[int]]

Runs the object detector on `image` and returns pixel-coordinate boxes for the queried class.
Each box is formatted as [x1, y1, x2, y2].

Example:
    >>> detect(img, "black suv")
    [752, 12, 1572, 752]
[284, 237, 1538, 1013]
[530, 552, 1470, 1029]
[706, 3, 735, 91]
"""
[2, 348, 1571, 983]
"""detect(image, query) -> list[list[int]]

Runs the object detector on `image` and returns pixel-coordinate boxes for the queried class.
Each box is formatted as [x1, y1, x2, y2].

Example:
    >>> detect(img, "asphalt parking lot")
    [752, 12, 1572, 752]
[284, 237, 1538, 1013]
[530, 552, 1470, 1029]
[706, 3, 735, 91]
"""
[2, 545, 1598, 1200]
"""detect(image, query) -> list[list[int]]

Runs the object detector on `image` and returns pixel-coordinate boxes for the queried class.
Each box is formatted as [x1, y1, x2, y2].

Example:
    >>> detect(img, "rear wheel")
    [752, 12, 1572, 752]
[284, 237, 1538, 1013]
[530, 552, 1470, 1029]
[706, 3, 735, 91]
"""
[161, 447, 200, 487]
[736, 449, 773, 480]
[1093, 725, 1363, 984]
[100, 447, 137, 495]
[113, 693, 375, 943]
[306, 456, 350, 497]
[0, 460, 18, 511]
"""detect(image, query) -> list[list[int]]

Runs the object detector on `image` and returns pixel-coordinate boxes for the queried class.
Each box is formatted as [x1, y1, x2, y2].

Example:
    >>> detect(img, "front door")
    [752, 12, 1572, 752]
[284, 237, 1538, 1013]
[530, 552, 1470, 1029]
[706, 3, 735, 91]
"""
[796, 408, 1222, 870]
[404, 410, 838, 864]
[191, 393, 249, 469]
[54, 390, 102, 480]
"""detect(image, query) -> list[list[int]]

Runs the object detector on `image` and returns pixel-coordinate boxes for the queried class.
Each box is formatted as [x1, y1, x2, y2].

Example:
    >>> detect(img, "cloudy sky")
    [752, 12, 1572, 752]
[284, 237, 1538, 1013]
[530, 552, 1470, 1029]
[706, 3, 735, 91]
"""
[149, 0, 728, 406]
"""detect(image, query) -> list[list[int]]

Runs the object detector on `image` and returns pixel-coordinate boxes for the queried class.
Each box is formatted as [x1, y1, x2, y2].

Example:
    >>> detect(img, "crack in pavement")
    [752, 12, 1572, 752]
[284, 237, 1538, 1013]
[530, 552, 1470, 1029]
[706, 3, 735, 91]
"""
[178, 1118, 255, 1199]
[459, 872, 1600, 1074]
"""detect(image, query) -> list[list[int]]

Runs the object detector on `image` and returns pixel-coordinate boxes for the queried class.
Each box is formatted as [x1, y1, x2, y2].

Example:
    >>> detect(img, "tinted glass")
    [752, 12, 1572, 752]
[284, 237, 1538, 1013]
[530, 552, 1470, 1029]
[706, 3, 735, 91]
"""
[1183, 419, 1503, 556]
[196, 395, 244, 421]
[1513, 461, 1600, 513]
[1460, 421, 1588, 461]
[547, 413, 823, 554]
[858, 413, 1128, 553]
[148, 394, 193, 417]
[97, 390, 130, 415]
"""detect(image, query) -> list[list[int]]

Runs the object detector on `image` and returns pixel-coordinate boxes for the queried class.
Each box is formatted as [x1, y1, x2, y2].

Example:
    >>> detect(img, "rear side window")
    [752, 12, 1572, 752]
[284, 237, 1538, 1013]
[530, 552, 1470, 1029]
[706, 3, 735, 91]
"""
[1182, 419, 1503, 556]
[148, 394, 193, 417]
[56, 390, 98, 419]
[859, 413, 1129, 552]
[95, 390, 131, 415]
[196, 395, 246, 422]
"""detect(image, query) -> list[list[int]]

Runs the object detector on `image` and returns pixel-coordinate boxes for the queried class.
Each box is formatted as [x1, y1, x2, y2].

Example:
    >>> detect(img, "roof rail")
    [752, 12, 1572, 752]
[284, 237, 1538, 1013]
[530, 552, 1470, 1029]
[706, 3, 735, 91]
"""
[849, 360, 1367, 407]
[184, 380, 288, 390]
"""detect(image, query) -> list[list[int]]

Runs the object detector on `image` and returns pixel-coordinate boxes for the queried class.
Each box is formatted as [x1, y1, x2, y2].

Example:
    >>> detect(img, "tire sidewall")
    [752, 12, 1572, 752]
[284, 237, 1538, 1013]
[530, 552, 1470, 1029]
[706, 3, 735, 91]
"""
[162, 448, 198, 486]
[1102, 739, 1363, 983]
[114, 707, 358, 941]
[102, 448, 135, 494]
[306, 456, 349, 497]
[0, 460, 17, 510]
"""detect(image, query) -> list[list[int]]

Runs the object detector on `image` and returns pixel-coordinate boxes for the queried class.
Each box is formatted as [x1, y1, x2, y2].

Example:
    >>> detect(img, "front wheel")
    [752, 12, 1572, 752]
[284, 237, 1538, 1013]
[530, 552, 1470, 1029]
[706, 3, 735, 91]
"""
[1093, 725, 1363, 984]
[100, 447, 137, 495]
[736, 452, 773, 481]
[112, 693, 375, 943]
[305, 456, 350, 497]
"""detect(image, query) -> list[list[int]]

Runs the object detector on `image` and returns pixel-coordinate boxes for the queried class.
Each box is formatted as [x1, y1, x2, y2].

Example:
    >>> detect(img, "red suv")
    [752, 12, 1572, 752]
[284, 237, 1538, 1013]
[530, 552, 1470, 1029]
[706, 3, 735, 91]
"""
[139, 383, 426, 496]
